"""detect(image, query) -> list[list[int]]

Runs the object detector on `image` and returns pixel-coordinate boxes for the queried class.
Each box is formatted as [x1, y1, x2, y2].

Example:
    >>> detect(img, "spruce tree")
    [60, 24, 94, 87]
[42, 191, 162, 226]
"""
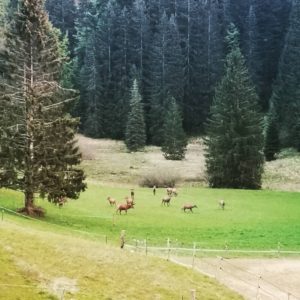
[45, 0, 77, 55]
[264, 109, 280, 161]
[0, 0, 86, 215]
[271, 0, 300, 148]
[205, 24, 264, 189]
[161, 97, 187, 160]
[125, 79, 146, 152]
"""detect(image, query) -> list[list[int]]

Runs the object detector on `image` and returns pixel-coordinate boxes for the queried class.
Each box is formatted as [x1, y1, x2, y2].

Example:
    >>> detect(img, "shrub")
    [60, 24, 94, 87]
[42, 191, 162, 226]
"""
[139, 169, 181, 187]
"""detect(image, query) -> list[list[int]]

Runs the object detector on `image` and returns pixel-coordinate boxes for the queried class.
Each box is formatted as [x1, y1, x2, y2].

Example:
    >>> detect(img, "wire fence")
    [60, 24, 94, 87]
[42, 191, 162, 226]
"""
[125, 240, 300, 300]
[1, 206, 300, 299]
[0, 206, 112, 244]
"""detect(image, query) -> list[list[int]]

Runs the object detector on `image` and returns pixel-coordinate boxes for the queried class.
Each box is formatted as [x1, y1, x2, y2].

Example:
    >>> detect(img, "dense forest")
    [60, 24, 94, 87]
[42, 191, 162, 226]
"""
[0, 0, 299, 151]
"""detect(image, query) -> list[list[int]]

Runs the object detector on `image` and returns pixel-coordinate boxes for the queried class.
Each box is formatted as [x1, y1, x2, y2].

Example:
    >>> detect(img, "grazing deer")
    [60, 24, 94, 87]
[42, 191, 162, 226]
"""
[107, 196, 116, 206]
[219, 200, 225, 210]
[167, 187, 177, 197]
[182, 204, 197, 213]
[116, 202, 134, 215]
[124, 196, 134, 206]
[57, 196, 67, 208]
[161, 195, 172, 206]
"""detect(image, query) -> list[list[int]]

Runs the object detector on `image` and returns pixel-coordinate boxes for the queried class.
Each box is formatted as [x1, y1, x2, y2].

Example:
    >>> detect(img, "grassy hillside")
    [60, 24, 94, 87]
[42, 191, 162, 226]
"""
[1, 186, 300, 250]
[0, 218, 242, 300]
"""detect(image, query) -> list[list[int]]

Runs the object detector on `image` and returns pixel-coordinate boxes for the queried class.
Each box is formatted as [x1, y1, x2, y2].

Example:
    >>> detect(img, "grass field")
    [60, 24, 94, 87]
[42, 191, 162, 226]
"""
[0, 219, 242, 300]
[1, 185, 300, 251]
[1, 136, 300, 299]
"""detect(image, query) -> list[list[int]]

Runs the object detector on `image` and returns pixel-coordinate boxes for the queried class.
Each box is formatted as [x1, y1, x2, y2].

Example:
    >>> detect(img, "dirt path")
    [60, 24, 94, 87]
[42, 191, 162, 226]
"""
[171, 257, 300, 300]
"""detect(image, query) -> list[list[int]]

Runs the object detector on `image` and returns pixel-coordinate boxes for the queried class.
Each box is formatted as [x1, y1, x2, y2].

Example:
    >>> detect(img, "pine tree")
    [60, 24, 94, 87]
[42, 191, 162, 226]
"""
[250, 0, 291, 111]
[148, 12, 184, 145]
[205, 24, 264, 189]
[271, 0, 300, 149]
[125, 79, 146, 151]
[161, 97, 187, 160]
[45, 0, 77, 55]
[0, 0, 86, 216]
[264, 109, 280, 161]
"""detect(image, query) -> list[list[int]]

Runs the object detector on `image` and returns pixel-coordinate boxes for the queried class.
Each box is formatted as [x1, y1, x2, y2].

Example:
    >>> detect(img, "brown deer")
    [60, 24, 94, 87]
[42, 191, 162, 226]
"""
[182, 204, 197, 212]
[161, 195, 172, 206]
[167, 187, 178, 197]
[107, 196, 116, 206]
[124, 196, 134, 206]
[58, 196, 67, 208]
[219, 200, 225, 210]
[116, 202, 134, 215]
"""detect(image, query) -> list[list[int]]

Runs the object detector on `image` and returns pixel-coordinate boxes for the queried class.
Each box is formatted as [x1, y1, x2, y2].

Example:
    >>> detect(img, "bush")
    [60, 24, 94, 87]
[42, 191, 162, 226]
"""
[139, 169, 181, 187]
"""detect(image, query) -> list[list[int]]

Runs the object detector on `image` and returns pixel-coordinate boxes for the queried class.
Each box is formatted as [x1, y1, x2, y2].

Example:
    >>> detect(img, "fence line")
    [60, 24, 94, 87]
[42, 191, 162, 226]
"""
[125, 242, 300, 300]
[125, 242, 300, 256]
[0, 206, 110, 242]
[1, 206, 300, 299]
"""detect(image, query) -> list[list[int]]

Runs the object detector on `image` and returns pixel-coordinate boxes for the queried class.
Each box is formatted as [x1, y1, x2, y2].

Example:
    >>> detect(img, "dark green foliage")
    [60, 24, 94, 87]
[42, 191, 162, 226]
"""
[0, 0, 86, 214]
[264, 110, 280, 161]
[45, 0, 77, 55]
[205, 24, 264, 189]
[125, 79, 146, 151]
[161, 97, 187, 160]
[148, 12, 184, 145]
[271, 0, 300, 149]
[71, 0, 291, 142]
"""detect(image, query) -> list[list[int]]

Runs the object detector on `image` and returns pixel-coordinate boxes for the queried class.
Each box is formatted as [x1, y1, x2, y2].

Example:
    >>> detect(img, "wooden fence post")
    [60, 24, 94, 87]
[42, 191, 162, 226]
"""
[192, 242, 196, 268]
[190, 289, 196, 300]
[120, 230, 126, 249]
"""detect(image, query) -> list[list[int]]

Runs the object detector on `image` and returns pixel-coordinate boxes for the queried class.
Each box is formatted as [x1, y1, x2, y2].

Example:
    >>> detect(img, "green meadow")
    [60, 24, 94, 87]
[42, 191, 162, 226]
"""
[1, 184, 300, 250]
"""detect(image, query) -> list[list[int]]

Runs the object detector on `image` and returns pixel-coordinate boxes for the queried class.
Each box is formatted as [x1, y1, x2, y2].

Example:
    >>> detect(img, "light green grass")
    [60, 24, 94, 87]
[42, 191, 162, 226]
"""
[0, 219, 242, 300]
[1, 185, 300, 251]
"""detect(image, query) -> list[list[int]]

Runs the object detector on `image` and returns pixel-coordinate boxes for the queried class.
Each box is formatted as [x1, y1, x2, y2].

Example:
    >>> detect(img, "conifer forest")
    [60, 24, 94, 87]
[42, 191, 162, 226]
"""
[0, 0, 300, 192]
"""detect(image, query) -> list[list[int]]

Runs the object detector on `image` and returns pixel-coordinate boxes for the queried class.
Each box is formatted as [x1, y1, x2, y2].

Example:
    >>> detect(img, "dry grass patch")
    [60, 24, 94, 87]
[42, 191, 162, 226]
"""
[77, 135, 300, 191]
[77, 134, 207, 186]
[263, 150, 300, 191]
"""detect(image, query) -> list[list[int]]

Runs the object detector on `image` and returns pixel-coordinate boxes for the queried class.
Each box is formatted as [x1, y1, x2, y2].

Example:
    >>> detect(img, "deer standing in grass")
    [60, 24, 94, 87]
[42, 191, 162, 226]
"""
[167, 187, 177, 197]
[125, 196, 134, 206]
[161, 195, 172, 206]
[107, 196, 116, 206]
[116, 202, 134, 215]
[219, 200, 225, 210]
[182, 204, 197, 212]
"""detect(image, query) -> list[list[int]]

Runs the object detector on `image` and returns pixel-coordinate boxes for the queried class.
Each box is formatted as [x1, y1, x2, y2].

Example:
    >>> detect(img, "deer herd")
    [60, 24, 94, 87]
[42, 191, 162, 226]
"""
[106, 187, 226, 215]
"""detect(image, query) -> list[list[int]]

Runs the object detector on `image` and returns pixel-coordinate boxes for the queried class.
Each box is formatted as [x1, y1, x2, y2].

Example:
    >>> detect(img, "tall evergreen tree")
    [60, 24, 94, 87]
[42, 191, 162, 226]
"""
[161, 96, 187, 160]
[125, 79, 146, 151]
[148, 12, 184, 145]
[0, 0, 86, 215]
[250, 0, 291, 111]
[205, 24, 264, 189]
[264, 109, 280, 161]
[271, 0, 300, 149]
[45, 0, 77, 54]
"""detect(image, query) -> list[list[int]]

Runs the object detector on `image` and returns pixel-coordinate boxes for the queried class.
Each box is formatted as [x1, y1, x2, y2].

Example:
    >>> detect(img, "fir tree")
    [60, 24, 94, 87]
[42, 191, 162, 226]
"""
[205, 24, 264, 189]
[264, 109, 280, 161]
[45, 0, 77, 55]
[161, 97, 187, 160]
[125, 79, 146, 151]
[0, 0, 86, 215]
[271, 0, 300, 148]
[148, 12, 184, 145]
